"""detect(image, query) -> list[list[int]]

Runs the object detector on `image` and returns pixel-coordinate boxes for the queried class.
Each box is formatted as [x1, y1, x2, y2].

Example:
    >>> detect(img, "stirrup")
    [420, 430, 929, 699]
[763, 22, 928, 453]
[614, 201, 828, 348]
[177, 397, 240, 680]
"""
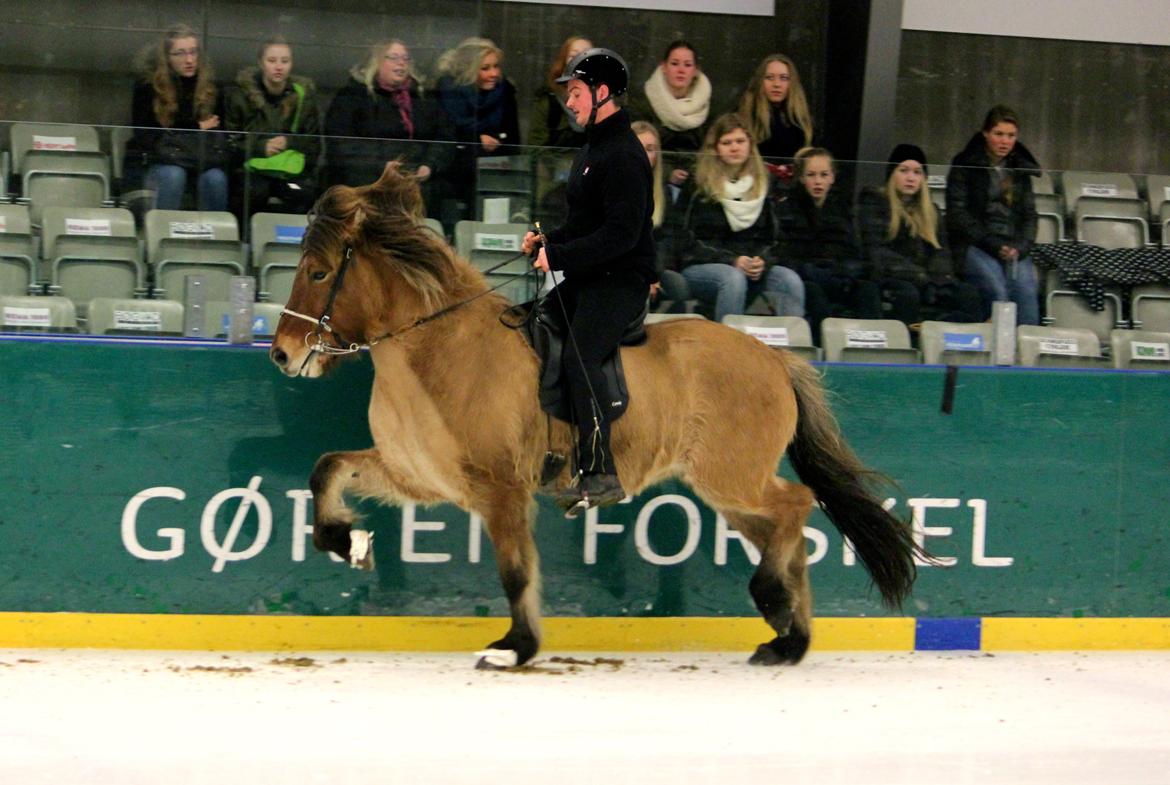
[561, 473, 625, 519]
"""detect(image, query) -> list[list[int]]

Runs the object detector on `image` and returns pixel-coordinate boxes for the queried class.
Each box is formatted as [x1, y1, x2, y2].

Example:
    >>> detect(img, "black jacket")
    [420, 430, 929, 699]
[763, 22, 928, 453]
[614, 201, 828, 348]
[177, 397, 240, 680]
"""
[225, 69, 322, 175]
[129, 76, 229, 171]
[776, 187, 864, 276]
[545, 109, 657, 286]
[677, 179, 782, 271]
[945, 132, 1040, 265]
[857, 187, 955, 285]
[757, 104, 808, 161]
[323, 77, 453, 187]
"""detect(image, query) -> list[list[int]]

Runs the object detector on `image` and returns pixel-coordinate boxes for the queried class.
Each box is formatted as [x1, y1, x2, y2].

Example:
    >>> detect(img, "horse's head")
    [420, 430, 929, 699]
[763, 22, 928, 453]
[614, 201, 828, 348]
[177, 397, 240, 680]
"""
[270, 162, 461, 377]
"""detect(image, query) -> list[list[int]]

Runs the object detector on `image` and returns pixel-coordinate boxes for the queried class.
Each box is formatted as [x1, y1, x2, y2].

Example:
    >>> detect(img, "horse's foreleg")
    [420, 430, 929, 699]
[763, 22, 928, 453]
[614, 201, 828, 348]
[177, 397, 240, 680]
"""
[475, 490, 542, 669]
[721, 477, 816, 666]
[309, 448, 405, 568]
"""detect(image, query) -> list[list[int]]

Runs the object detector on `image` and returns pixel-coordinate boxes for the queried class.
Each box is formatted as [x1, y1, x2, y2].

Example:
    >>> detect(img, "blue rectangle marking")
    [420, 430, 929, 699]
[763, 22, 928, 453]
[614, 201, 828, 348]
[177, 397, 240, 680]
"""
[943, 332, 985, 352]
[915, 618, 982, 650]
[275, 224, 305, 243]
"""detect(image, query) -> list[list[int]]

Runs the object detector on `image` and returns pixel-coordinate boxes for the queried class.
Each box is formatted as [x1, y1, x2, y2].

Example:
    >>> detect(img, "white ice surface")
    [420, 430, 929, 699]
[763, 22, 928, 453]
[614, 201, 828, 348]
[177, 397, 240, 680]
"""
[1, 649, 1168, 784]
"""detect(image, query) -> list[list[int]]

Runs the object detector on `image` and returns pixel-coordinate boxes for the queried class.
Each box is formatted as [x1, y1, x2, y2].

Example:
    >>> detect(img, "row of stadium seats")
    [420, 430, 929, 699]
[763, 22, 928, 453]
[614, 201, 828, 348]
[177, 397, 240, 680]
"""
[645, 313, 1170, 370]
[1041, 269, 1170, 340]
[0, 204, 309, 314]
[0, 295, 284, 338]
[928, 168, 1170, 248]
[3, 288, 1167, 370]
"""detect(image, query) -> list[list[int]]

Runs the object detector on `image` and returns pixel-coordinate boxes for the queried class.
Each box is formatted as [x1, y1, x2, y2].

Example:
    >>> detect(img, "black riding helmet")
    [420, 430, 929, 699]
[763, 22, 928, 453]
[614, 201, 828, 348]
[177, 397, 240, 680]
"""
[556, 47, 629, 126]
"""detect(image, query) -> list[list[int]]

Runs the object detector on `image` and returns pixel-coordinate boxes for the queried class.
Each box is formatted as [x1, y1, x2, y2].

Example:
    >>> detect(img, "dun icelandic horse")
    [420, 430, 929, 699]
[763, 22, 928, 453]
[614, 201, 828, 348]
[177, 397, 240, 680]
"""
[270, 163, 920, 669]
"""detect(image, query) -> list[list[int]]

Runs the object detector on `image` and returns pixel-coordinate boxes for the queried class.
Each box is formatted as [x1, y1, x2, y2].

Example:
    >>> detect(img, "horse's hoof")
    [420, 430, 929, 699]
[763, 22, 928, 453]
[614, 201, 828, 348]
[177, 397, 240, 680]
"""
[748, 631, 810, 666]
[748, 642, 786, 666]
[474, 649, 519, 670]
[349, 530, 375, 571]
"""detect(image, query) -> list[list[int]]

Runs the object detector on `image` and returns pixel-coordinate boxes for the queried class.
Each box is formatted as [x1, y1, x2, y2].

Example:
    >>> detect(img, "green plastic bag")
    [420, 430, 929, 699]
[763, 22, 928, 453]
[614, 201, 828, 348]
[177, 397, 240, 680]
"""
[245, 148, 305, 177]
[244, 82, 306, 179]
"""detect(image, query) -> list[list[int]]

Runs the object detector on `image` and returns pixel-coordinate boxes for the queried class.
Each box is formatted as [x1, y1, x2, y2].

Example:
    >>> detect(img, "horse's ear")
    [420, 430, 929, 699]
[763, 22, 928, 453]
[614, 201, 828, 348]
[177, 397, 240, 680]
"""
[375, 161, 403, 188]
[347, 206, 366, 234]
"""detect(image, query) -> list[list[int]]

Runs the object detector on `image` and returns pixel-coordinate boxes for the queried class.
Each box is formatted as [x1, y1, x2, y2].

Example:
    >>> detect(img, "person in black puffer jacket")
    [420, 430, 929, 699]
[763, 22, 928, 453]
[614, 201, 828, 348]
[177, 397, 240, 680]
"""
[857, 144, 980, 325]
[945, 105, 1041, 324]
[522, 49, 655, 512]
[777, 147, 879, 343]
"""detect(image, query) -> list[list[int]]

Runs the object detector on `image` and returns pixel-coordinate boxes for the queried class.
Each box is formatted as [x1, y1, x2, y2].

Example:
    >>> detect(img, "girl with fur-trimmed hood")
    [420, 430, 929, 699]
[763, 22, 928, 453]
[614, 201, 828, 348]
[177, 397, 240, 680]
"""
[226, 36, 322, 216]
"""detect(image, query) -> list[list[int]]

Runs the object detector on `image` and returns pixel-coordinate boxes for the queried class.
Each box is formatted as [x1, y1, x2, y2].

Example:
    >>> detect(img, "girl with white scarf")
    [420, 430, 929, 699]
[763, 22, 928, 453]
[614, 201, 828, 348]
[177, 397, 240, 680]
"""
[677, 113, 804, 322]
[631, 40, 711, 188]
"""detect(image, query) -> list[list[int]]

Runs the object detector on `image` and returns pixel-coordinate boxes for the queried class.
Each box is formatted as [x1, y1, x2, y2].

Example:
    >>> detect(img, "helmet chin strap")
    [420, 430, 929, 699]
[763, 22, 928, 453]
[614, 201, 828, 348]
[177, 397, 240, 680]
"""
[586, 85, 614, 127]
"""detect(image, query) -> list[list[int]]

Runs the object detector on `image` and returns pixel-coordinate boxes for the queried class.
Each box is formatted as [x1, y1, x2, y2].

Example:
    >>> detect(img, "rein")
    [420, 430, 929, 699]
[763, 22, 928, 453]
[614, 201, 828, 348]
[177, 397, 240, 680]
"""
[280, 244, 536, 363]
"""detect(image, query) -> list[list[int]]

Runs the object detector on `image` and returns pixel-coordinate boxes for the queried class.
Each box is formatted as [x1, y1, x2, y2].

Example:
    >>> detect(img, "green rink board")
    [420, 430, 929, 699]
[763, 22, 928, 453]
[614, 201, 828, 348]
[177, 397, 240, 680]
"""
[1, 338, 1168, 619]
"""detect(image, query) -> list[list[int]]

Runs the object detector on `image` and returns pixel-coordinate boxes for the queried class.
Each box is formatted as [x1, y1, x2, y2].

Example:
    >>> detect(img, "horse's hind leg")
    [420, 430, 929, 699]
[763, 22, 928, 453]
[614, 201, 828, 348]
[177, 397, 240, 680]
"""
[720, 477, 816, 665]
[476, 488, 542, 669]
[309, 448, 416, 568]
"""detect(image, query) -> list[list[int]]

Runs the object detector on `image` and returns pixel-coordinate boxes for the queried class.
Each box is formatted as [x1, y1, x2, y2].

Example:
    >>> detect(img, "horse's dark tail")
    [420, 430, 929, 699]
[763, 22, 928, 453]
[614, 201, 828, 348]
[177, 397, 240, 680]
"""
[784, 358, 921, 608]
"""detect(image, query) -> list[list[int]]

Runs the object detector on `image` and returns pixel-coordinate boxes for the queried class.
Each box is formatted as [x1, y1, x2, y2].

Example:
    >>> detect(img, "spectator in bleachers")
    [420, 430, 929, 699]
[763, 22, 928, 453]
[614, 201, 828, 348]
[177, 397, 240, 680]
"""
[628, 40, 711, 190]
[128, 23, 229, 211]
[529, 35, 592, 149]
[677, 113, 804, 322]
[226, 36, 321, 218]
[324, 40, 452, 194]
[945, 105, 1041, 324]
[778, 146, 879, 341]
[434, 37, 521, 222]
[738, 54, 814, 165]
[632, 120, 690, 312]
[858, 144, 981, 325]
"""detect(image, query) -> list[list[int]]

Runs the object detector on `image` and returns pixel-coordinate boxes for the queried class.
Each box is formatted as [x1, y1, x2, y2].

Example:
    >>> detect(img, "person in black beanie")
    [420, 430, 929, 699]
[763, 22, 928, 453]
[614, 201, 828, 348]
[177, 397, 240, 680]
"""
[857, 143, 980, 325]
[521, 48, 655, 513]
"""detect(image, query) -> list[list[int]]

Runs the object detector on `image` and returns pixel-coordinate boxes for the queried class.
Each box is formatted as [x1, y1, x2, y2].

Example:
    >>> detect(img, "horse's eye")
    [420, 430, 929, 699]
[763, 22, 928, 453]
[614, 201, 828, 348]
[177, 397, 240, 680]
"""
[310, 270, 328, 282]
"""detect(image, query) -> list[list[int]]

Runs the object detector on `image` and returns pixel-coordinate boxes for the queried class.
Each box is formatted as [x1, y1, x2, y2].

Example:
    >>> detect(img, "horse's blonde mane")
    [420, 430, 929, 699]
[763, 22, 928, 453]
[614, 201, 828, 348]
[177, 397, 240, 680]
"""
[304, 163, 463, 313]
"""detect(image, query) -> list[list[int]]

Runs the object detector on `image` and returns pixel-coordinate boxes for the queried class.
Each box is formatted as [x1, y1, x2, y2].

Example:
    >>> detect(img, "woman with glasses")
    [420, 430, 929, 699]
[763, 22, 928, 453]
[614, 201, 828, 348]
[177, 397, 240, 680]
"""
[324, 40, 452, 194]
[128, 23, 229, 210]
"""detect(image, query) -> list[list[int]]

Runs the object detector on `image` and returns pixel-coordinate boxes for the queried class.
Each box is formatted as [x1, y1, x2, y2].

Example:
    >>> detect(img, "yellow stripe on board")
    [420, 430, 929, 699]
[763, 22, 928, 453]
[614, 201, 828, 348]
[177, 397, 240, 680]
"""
[0, 613, 913, 652]
[982, 618, 1170, 650]
[1, 613, 1166, 651]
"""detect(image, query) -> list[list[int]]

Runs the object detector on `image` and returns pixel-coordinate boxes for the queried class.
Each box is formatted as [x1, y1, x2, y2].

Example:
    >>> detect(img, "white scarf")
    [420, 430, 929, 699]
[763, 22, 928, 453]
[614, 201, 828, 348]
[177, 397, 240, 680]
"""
[643, 67, 711, 132]
[719, 175, 764, 231]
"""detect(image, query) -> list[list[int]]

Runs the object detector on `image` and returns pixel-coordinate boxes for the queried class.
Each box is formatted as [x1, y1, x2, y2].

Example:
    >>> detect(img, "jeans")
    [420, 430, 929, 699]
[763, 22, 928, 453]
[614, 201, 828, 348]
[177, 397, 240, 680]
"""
[682, 263, 804, 323]
[147, 164, 229, 211]
[962, 246, 1039, 324]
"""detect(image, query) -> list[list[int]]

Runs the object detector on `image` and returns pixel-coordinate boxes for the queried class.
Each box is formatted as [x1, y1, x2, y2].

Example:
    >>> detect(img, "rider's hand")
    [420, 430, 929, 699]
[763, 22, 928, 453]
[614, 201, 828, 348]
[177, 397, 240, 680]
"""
[533, 247, 550, 273]
[522, 231, 541, 256]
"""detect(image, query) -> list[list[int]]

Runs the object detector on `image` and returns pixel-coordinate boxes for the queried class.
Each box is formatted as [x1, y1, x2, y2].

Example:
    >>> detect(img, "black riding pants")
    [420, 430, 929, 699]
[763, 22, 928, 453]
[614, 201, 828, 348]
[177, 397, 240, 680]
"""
[554, 273, 648, 476]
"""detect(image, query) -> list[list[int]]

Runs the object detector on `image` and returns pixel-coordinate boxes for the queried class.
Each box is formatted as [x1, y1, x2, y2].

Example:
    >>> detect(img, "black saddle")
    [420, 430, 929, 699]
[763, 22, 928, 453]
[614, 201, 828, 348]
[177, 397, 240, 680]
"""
[522, 296, 648, 425]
